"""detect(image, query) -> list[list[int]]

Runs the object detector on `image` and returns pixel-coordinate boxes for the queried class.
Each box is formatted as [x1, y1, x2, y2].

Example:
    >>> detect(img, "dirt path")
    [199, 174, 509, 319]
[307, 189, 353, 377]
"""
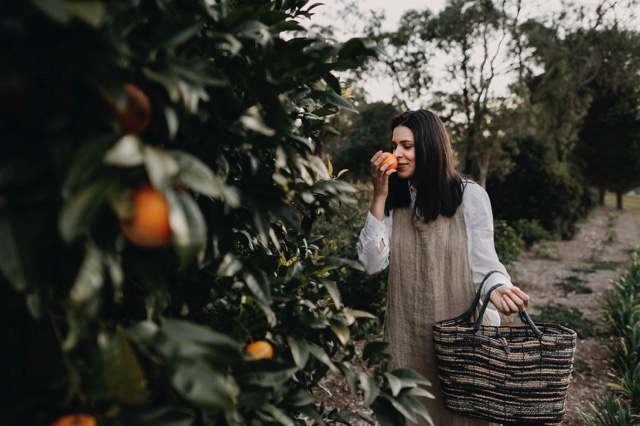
[510, 205, 640, 425]
[316, 205, 640, 425]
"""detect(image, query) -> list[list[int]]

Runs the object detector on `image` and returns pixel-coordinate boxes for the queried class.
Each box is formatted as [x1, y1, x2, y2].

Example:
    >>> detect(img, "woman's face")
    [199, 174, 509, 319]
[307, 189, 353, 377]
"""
[391, 125, 416, 180]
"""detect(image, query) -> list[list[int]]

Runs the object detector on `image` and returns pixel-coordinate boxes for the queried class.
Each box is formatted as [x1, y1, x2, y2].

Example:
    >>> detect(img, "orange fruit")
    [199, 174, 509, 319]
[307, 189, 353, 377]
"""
[50, 414, 97, 426]
[244, 340, 274, 361]
[380, 153, 398, 170]
[110, 83, 151, 135]
[120, 186, 172, 248]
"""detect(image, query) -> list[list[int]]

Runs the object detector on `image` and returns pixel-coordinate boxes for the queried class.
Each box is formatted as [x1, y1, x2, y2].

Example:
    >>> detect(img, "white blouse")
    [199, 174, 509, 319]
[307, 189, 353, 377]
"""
[357, 181, 511, 326]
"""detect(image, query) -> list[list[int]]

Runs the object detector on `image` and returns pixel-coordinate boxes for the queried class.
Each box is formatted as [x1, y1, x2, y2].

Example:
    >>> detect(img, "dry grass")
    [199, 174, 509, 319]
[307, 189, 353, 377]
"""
[604, 191, 640, 224]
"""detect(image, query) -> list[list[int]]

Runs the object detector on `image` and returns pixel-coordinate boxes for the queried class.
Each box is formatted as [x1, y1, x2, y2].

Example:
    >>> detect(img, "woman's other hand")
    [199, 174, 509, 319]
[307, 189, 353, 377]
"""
[489, 285, 530, 315]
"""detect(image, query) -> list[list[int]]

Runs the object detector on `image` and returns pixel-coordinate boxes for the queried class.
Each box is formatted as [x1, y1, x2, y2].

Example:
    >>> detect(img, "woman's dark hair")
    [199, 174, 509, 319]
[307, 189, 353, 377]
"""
[384, 109, 465, 222]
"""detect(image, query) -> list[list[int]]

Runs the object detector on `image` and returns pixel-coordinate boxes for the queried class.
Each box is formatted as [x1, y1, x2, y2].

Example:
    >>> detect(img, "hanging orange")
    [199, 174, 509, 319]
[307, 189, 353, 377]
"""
[244, 340, 274, 361]
[50, 414, 97, 426]
[120, 185, 172, 248]
[109, 83, 151, 135]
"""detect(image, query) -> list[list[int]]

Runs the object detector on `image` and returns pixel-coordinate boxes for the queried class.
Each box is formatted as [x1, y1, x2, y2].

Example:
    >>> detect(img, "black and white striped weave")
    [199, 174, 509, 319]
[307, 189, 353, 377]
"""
[433, 272, 577, 425]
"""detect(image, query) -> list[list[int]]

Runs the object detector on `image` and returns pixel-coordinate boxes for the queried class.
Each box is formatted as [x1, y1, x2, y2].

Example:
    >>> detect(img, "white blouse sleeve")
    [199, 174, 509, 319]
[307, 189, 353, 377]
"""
[357, 211, 392, 275]
[462, 182, 513, 296]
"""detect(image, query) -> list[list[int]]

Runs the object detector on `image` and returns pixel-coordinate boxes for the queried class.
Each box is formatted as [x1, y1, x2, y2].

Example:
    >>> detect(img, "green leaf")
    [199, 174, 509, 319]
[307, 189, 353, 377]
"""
[59, 175, 116, 241]
[172, 150, 240, 207]
[323, 72, 341, 95]
[100, 330, 149, 405]
[287, 336, 310, 370]
[343, 308, 376, 325]
[337, 363, 358, 395]
[239, 105, 276, 136]
[382, 372, 403, 397]
[32, 0, 69, 23]
[310, 90, 357, 112]
[362, 341, 390, 361]
[371, 398, 406, 426]
[68, 242, 104, 312]
[166, 189, 207, 268]
[382, 391, 416, 423]
[64, 1, 107, 27]
[134, 406, 196, 426]
[0, 212, 35, 292]
[170, 359, 239, 409]
[315, 277, 341, 309]
[239, 367, 297, 387]
[390, 368, 431, 387]
[283, 389, 316, 407]
[329, 320, 350, 346]
[154, 21, 203, 49]
[156, 319, 242, 367]
[143, 147, 181, 190]
[358, 372, 380, 407]
[297, 405, 327, 425]
[307, 343, 337, 373]
[103, 135, 145, 167]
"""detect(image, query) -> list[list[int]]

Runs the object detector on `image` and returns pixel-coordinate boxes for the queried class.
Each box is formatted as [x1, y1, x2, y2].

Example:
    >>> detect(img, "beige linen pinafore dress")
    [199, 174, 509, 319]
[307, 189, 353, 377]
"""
[385, 206, 498, 426]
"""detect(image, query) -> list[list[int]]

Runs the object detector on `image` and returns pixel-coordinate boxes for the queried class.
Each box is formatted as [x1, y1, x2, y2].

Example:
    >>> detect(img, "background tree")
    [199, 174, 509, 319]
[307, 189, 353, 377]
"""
[0, 1, 433, 425]
[575, 27, 640, 208]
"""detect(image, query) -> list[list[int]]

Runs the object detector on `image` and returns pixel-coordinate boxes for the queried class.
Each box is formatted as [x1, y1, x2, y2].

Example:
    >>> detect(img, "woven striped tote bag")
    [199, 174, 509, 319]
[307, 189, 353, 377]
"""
[433, 271, 577, 425]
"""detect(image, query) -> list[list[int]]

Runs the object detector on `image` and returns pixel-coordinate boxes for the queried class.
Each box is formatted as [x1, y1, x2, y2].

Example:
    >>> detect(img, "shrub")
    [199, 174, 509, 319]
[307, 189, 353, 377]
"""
[487, 135, 592, 239]
[0, 2, 431, 425]
[512, 218, 555, 248]
[493, 219, 524, 274]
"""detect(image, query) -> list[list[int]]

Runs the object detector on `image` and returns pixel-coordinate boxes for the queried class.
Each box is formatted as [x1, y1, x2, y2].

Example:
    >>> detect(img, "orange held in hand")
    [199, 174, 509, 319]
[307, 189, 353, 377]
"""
[379, 153, 398, 171]
[50, 414, 97, 426]
[120, 185, 172, 248]
[244, 340, 274, 361]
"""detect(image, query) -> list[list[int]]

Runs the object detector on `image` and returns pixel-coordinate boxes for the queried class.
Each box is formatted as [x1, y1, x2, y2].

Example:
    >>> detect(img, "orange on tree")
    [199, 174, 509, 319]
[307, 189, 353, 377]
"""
[379, 153, 398, 170]
[109, 83, 151, 135]
[120, 185, 172, 248]
[50, 414, 97, 426]
[243, 340, 274, 361]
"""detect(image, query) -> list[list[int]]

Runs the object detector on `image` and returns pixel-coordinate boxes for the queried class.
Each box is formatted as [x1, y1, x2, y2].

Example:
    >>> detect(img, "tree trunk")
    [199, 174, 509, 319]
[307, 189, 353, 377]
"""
[616, 191, 623, 210]
[598, 187, 605, 206]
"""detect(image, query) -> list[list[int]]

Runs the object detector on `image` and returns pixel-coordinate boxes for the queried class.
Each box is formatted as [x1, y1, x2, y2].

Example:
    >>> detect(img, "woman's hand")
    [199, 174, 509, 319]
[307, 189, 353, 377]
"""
[370, 151, 396, 199]
[489, 285, 530, 315]
[368, 151, 396, 222]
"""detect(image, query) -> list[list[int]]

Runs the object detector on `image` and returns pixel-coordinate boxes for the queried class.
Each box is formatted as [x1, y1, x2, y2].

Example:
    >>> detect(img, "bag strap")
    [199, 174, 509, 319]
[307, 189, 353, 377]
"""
[473, 282, 543, 339]
[456, 270, 505, 323]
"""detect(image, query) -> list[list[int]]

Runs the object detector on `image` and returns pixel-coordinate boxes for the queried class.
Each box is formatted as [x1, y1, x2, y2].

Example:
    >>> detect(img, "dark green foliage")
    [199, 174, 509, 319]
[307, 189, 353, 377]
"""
[314, 180, 388, 326]
[487, 135, 591, 239]
[492, 220, 523, 273]
[0, 1, 432, 425]
[512, 218, 555, 248]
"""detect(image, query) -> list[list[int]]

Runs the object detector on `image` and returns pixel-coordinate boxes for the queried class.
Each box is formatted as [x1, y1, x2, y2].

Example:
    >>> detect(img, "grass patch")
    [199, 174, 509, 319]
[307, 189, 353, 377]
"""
[554, 275, 593, 296]
[591, 260, 621, 270]
[528, 303, 597, 338]
[573, 358, 593, 376]
[571, 267, 597, 274]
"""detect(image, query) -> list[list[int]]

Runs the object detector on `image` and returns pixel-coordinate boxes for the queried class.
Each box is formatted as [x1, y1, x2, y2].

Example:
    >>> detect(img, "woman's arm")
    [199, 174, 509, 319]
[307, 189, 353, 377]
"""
[463, 182, 529, 315]
[357, 212, 392, 275]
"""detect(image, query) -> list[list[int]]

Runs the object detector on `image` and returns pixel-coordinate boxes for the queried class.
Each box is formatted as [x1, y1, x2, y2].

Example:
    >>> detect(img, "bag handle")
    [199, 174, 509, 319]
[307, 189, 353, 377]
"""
[465, 271, 543, 338]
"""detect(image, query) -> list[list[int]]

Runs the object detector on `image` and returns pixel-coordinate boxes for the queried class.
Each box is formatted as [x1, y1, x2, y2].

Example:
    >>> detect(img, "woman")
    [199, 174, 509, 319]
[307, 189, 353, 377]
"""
[357, 110, 529, 425]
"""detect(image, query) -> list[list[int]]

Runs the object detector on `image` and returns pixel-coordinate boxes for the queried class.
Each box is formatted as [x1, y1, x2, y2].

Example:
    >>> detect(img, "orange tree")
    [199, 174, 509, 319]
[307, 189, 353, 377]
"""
[0, 1, 433, 425]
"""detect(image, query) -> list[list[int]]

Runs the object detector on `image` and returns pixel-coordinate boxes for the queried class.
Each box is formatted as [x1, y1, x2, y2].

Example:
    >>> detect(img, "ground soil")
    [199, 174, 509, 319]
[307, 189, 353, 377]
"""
[315, 205, 640, 425]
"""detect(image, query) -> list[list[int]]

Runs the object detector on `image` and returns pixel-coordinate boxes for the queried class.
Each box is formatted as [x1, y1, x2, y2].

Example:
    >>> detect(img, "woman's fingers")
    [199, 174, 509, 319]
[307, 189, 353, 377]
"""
[491, 286, 530, 315]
